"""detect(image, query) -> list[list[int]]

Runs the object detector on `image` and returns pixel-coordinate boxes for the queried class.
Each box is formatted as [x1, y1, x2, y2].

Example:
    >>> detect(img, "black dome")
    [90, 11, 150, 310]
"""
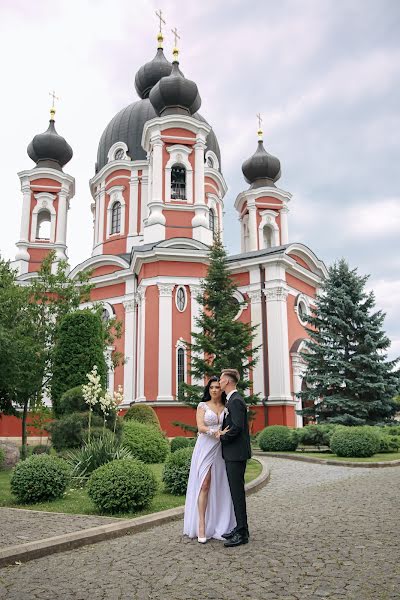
[242, 139, 281, 188]
[149, 61, 201, 117]
[134, 47, 173, 99]
[27, 116, 73, 171]
[96, 99, 221, 172]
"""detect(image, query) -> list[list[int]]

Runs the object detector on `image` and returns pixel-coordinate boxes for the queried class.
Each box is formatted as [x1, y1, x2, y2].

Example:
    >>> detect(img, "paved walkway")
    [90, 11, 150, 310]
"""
[1, 457, 399, 600]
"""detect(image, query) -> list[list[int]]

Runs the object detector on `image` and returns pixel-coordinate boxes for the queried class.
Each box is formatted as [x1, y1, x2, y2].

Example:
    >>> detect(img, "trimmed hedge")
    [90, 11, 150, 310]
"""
[297, 424, 336, 448]
[87, 459, 158, 514]
[329, 427, 381, 457]
[10, 455, 71, 503]
[58, 386, 87, 416]
[162, 447, 193, 495]
[122, 421, 169, 463]
[378, 434, 400, 453]
[123, 404, 161, 428]
[170, 436, 196, 453]
[258, 426, 298, 452]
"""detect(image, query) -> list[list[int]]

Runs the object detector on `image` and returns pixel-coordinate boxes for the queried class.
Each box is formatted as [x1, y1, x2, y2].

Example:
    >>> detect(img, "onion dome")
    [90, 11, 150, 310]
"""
[27, 108, 73, 171]
[242, 129, 281, 189]
[149, 49, 201, 117]
[134, 33, 173, 99]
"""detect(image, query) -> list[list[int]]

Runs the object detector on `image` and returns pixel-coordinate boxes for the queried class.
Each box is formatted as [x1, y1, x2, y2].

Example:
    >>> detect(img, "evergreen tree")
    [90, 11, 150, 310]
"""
[299, 259, 399, 425]
[181, 237, 259, 408]
[51, 309, 107, 416]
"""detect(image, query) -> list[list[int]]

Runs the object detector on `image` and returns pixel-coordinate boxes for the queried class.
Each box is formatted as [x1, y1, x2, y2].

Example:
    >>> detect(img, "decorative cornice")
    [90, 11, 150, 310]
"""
[263, 286, 289, 302]
[158, 283, 174, 297]
[123, 299, 136, 313]
[135, 286, 146, 304]
[247, 289, 263, 304]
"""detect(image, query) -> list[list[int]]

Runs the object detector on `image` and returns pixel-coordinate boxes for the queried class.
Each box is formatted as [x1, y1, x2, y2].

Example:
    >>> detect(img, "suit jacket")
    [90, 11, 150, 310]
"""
[221, 391, 252, 462]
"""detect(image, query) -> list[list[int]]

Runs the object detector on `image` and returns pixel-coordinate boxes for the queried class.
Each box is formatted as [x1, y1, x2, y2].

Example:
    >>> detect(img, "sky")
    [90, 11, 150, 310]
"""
[0, 0, 399, 359]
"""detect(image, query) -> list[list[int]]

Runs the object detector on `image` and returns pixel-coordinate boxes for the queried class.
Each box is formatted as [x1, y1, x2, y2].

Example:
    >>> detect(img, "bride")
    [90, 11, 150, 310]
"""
[183, 376, 236, 543]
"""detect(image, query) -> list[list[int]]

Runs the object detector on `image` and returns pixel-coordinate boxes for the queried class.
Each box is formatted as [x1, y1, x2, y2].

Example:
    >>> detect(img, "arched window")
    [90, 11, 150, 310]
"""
[171, 165, 186, 200]
[263, 225, 273, 248]
[111, 201, 121, 234]
[177, 347, 185, 387]
[36, 210, 51, 239]
[209, 208, 216, 238]
[206, 156, 214, 168]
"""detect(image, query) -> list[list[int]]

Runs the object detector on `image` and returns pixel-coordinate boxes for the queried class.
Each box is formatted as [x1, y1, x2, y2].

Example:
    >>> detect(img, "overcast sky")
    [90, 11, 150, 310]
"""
[1, 0, 399, 359]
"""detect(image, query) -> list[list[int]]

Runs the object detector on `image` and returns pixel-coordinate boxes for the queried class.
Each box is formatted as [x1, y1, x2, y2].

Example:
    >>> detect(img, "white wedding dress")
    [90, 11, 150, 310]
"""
[183, 402, 236, 540]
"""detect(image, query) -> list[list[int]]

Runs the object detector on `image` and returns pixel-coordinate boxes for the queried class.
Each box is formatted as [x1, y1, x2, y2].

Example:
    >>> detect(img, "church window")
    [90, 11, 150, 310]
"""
[114, 148, 124, 160]
[177, 347, 185, 387]
[295, 294, 310, 326]
[36, 210, 51, 239]
[209, 208, 216, 238]
[111, 201, 121, 234]
[263, 225, 273, 248]
[176, 286, 187, 312]
[206, 156, 214, 168]
[171, 165, 186, 200]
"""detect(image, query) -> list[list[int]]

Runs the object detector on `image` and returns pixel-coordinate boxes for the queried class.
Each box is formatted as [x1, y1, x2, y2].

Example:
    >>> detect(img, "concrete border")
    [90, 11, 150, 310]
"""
[0, 458, 269, 568]
[254, 450, 400, 468]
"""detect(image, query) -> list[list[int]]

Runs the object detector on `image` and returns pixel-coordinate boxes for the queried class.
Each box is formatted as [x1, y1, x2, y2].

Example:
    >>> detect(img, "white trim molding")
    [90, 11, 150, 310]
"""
[106, 186, 126, 238]
[258, 209, 280, 249]
[295, 293, 311, 325]
[30, 192, 57, 243]
[107, 141, 130, 164]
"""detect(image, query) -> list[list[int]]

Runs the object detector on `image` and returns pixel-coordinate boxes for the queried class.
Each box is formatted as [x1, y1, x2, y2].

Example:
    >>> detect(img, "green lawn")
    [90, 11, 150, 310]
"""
[0, 458, 262, 518]
[262, 451, 400, 463]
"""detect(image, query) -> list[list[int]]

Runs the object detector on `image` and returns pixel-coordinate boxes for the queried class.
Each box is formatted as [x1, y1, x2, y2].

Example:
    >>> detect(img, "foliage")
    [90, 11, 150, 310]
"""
[0, 446, 4, 469]
[296, 424, 336, 448]
[64, 432, 134, 480]
[58, 386, 87, 416]
[122, 421, 170, 463]
[48, 412, 104, 451]
[378, 434, 400, 453]
[162, 447, 193, 495]
[170, 436, 196, 453]
[51, 310, 107, 417]
[171, 421, 198, 435]
[31, 445, 51, 455]
[124, 404, 161, 428]
[180, 237, 259, 408]
[10, 455, 71, 503]
[87, 459, 158, 514]
[258, 426, 298, 452]
[329, 426, 381, 457]
[299, 259, 399, 426]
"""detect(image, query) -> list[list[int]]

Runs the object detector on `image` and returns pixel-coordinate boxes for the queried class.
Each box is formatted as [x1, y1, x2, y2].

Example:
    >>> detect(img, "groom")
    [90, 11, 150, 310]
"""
[218, 368, 251, 547]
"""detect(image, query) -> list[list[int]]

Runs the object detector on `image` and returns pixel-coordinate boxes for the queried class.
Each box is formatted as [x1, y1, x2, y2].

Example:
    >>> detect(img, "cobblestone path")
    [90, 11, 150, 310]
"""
[0, 457, 399, 600]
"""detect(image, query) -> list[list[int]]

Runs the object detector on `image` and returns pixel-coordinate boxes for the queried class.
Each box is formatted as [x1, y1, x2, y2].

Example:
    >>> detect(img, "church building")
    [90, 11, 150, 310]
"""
[11, 30, 327, 435]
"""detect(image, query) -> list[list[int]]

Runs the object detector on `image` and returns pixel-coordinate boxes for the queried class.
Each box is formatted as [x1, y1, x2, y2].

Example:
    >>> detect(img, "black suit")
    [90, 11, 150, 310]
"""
[221, 391, 251, 537]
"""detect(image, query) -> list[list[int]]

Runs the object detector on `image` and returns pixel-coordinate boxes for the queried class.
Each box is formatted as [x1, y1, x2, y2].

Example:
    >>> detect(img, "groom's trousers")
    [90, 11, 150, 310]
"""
[225, 460, 249, 537]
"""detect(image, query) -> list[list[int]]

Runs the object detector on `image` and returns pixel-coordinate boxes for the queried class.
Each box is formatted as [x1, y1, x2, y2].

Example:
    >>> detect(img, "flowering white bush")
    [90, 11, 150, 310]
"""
[82, 366, 102, 440]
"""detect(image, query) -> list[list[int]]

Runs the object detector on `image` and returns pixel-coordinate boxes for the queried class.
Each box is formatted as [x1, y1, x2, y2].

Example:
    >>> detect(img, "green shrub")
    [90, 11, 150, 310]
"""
[378, 434, 400, 453]
[122, 421, 170, 463]
[10, 455, 71, 503]
[58, 386, 87, 416]
[87, 459, 158, 514]
[0, 447, 5, 469]
[64, 433, 134, 479]
[377, 425, 400, 437]
[31, 445, 51, 455]
[297, 424, 336, 448]
[170, 436, 195, 453]
[258, 426, 298, 452]
[123, 404, 161, 428]
[329, 427, 381, 457]
[48, 412, 117, 451]
[162, 447, 193, 495]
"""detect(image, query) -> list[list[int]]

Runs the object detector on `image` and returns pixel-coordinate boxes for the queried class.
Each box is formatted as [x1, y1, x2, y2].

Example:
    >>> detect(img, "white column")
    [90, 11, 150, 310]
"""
[55, 188, 69, 264]
[93, 182, 105, 256]
[194, 138, 206, 205]
[189, 284, 202, 387]
[264, 285, 293, 403]
[291, 353, 305, 428]
[19, 181, 31, 242]
[151, 136, 163, 204]
[280, 205, 289, 245]
[128, 173, 139, 239]
[157, 283, 174, 401]
[248, 199, 258, 251]
[247, 289, 264, 397]
[140, 174, 148, 234]
[123, 299, 137, 406]
[135, 286, 146, 401]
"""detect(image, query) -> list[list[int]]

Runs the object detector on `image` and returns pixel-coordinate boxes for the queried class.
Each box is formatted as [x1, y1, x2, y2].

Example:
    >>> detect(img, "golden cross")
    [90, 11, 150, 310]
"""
[49, 90, 59, 109]
[256, 113, 263, 131]
[155, 9, 166, 33]
[171, 26, 180, 47]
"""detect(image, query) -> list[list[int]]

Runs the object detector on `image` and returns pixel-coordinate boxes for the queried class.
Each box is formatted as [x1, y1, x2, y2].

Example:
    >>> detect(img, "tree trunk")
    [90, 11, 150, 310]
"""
[21, 399, 29, 460]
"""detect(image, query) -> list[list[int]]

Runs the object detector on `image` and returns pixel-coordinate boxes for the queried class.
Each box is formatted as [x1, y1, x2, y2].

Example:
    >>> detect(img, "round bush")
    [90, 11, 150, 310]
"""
[10, 455, 71, 503]
[87, 459, 158, 514]
[162, 447, 193, 495]
[48, 412, 108, 451]
[58, 386, 86, 416]
[123, 404, 161, 428]
[258, 426, 298, 452]
[31, 445, 51, 455]
[330, 427, 381, 457]
[170, 436, 195, 453]
[0, 441, 20, 470]
[122, 421, 169, 463]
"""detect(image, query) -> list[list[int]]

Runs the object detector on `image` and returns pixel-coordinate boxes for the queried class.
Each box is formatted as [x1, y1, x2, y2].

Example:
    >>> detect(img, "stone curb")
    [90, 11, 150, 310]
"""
[0, 458, 269, 568]
[254, 450, 400, 468]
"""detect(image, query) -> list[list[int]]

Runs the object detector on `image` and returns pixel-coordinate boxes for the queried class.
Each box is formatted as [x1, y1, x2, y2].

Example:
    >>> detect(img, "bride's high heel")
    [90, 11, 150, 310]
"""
[197, 537, 207, 543]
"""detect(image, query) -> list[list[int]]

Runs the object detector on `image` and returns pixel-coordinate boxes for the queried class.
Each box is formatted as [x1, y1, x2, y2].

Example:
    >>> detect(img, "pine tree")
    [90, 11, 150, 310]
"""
[299, 259, 399, 425]
[180, 237, 259, 408]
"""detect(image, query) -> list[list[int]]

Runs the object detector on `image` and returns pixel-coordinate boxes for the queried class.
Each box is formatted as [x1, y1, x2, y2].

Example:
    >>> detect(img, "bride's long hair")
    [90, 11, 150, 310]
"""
[202, 376, 226, 405]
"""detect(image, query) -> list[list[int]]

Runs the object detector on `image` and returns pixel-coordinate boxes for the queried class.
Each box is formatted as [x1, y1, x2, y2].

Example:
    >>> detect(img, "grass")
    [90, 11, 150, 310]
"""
[0, 458, 262, 518]
[261, 451, 400, 463]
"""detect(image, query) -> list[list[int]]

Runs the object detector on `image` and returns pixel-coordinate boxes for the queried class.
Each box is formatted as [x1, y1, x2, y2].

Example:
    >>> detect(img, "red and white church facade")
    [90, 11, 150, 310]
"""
[8, 34, 327, 436]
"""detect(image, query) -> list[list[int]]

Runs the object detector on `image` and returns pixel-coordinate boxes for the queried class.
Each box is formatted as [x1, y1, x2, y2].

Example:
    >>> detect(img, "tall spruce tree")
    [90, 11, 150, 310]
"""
[180, 237, 259, 408]
[299, 259, 399, 425]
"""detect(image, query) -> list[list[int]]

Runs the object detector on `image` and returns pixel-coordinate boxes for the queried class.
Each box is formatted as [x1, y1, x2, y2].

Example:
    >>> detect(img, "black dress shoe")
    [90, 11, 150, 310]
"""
[221, 530, 236, 540]
[223, 533, 249, 547]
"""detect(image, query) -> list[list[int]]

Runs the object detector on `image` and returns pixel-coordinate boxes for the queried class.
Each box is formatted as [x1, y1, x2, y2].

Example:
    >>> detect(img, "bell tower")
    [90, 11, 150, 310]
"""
[14, 103, 74, 275]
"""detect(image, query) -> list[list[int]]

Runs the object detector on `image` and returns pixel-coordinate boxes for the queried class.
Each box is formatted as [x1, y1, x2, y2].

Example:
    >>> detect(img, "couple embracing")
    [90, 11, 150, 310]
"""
[183, 369, 251, 547]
